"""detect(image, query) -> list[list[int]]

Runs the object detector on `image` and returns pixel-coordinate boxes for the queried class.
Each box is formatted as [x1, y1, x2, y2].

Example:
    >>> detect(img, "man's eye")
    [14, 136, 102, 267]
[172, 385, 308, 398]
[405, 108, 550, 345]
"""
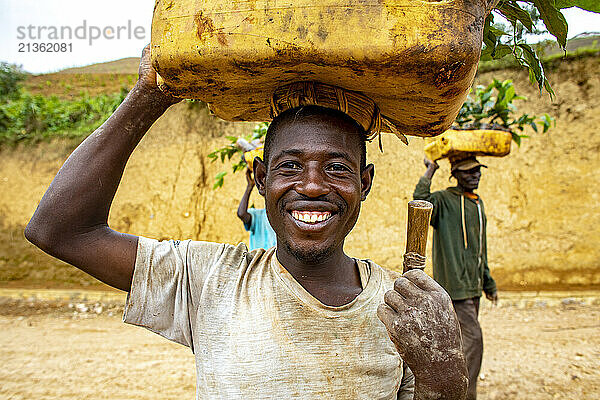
[279, 161, 301, 170]
[328, 163, 350, 172]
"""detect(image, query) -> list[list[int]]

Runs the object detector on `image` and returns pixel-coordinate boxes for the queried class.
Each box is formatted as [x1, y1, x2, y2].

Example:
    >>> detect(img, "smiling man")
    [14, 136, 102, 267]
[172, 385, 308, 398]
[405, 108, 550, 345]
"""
[25, 46, 468, 399]
[414, 157, 499, 400]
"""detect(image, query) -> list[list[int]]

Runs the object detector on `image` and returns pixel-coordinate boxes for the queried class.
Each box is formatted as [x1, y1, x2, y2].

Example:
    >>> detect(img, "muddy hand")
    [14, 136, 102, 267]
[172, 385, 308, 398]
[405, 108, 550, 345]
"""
[377, 269, 468, 399]
[136, 44, 180, 106]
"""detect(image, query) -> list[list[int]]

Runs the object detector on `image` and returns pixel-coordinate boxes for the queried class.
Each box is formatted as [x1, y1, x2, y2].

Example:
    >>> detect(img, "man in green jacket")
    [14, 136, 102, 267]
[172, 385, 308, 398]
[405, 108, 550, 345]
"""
[414, 156, 498, 400]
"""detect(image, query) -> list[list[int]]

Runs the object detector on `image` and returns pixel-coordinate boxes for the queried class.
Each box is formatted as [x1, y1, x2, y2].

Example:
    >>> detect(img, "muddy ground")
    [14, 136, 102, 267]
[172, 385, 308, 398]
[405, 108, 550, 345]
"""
[0, 292, 598, 399]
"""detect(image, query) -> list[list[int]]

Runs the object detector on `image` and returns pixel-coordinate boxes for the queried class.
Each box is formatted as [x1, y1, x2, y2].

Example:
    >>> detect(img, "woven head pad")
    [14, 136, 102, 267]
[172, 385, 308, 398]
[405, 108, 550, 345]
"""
[270, 81, 408, 145]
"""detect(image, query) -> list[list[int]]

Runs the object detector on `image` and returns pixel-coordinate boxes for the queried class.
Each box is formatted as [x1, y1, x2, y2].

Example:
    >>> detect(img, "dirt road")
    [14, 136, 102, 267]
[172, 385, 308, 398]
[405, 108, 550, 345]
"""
[1, 293, 599, 399]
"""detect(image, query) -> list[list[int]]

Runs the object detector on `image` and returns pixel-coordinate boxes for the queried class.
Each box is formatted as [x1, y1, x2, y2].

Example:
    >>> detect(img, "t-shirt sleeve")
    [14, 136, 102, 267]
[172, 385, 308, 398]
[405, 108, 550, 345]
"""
[123, 236, 245, 349]
[397, 362, 415, 400]
[243, 208, 258, 232]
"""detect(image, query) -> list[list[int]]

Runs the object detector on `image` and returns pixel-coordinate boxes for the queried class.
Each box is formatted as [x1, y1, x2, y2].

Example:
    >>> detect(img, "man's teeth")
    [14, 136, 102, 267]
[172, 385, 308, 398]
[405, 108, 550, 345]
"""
[291, 211, 332, 224]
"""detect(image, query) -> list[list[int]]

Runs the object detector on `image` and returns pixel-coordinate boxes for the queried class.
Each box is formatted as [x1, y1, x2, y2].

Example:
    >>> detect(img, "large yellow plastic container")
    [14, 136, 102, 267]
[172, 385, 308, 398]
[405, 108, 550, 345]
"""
[424, 129, 512, 161]
[243, 147, 263, 171]
[151, 0, 494, 137]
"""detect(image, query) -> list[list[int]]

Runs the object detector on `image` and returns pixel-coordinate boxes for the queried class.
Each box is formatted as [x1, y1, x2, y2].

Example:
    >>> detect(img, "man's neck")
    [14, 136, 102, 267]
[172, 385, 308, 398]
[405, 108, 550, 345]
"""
[457, 184, 477, 197]
[276, 245, 362, 307]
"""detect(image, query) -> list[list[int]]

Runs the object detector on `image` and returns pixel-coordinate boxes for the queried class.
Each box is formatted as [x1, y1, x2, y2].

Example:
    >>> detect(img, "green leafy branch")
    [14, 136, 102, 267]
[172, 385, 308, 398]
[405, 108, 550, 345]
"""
[0, 62, 27, 102]
[207, 122, 269, 189]
[454, 79, 555, 146]
[485, 0, 599, 98]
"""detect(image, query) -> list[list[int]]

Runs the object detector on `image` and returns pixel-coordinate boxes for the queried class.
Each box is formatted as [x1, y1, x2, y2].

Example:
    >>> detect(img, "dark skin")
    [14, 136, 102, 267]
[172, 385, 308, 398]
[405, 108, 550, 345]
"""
[423, 158, 498, 304]
[26, 46, 467, 399]
[254, 114, 372, 306]
[237, 169, 255, 226]
[453, 166, 482, 193]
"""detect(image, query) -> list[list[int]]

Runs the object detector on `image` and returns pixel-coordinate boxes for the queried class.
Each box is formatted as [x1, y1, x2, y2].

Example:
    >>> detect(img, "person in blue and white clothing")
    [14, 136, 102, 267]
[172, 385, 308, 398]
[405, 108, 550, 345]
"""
[238, 169, 277, 250]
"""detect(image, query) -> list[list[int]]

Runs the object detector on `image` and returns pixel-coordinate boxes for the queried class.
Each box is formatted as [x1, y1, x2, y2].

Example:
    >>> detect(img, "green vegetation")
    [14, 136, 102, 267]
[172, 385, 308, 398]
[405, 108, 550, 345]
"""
[0, 62, 128, 146]
[208, 122, 269, 189]
[0, 63, 27, 100]
[454, 79, 555, 145]
[0, 90, 128, 145]
[479, 42, 600, 73]
[485, 1, 599, 97]
[23, 73, 137, 100]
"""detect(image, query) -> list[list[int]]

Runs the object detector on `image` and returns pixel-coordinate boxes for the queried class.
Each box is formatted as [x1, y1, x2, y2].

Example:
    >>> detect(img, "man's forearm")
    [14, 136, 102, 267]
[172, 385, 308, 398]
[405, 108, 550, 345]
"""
[237, 184, 253, 224]
[25, 84, 172, 256]
[423, 165, 437, 180]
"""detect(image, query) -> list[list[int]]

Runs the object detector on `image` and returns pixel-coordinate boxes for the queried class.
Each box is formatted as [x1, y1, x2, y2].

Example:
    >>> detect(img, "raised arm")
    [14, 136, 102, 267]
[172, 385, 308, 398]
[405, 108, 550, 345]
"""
[237, 169, 255, 226]
[423, 158, 438, 180]
[413, 158, 439, 201]
[413, 158, 441, 228]
[24, 45, 180, 292]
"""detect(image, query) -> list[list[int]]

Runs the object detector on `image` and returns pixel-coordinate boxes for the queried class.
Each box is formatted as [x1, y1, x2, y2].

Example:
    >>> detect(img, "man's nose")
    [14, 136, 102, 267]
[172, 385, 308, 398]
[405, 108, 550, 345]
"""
[295, 164, 330, 198]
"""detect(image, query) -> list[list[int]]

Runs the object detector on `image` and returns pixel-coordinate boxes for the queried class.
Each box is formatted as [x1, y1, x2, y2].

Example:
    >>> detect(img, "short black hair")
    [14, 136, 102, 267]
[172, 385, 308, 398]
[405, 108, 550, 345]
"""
[263, 105, 368, 171]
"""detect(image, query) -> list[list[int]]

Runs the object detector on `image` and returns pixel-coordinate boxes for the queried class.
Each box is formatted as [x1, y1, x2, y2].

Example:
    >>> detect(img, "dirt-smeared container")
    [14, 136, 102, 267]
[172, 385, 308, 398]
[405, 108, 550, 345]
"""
[151, 0, 495, 137]
[424, 128, 512, 161]
[243, 147, 263, 171]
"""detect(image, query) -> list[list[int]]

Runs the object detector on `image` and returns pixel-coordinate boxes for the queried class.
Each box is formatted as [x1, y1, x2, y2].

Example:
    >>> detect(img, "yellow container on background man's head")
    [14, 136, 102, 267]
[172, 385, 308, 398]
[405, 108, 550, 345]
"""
[424, 129, 512, 161]
[243, 147, 264, 171]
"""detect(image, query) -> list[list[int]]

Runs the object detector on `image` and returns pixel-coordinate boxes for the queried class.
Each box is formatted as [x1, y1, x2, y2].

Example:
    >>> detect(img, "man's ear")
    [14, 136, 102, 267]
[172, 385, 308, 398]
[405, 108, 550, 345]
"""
[360, 163, 375, 201]
[449, 170, 457, 183]
[253, 157, 267, 196]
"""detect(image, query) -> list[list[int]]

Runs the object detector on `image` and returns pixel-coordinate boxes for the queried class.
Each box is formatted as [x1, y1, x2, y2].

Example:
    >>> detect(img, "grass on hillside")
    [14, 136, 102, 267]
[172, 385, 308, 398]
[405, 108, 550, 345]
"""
[57, 57, 140, 75]
[23, 73, 138, 100]
[0, 59, 137, 146]
[0, 88, 129, 146]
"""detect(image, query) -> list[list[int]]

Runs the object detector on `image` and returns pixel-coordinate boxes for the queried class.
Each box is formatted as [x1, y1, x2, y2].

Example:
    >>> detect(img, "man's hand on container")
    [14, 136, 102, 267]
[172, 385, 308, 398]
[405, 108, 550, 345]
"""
[424, 158, 439, 170]
[137, 44, 181, 107]
[246, 169, 255, 189]
[377, 269, 468, 400]
[423, 158, 439, 180]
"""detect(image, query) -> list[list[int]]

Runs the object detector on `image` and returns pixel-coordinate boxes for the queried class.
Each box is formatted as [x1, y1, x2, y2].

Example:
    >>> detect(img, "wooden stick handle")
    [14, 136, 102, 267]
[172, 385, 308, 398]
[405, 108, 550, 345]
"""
[404, 200, 433, 273]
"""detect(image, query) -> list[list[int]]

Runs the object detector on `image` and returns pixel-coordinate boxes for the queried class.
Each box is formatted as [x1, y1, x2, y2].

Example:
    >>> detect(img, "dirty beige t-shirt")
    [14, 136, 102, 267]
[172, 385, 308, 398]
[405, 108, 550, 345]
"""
[124, 238, 414, 399]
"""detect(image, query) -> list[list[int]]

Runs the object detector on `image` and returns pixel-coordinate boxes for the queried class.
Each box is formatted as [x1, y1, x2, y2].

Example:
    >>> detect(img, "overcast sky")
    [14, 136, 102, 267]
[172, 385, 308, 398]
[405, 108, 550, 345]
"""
[1, 0, 598, 74]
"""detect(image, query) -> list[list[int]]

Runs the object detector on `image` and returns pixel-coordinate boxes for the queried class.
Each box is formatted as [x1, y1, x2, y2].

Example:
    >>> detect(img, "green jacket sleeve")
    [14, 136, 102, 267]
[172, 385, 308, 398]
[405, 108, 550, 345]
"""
[481, 201, 496, 295]
[413, 176, 440, 228]
[482, 255, 497, 295]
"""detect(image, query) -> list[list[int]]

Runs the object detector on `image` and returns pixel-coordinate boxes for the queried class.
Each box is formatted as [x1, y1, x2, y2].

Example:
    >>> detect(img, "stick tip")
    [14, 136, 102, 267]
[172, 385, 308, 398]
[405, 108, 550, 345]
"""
[408, 200, 433, 210]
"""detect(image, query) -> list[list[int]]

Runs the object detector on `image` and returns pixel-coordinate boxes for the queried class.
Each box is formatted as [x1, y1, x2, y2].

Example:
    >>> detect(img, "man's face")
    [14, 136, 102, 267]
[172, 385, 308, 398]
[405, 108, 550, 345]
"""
[453, 166, 482, 192]
[254, 115, 374, 263]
